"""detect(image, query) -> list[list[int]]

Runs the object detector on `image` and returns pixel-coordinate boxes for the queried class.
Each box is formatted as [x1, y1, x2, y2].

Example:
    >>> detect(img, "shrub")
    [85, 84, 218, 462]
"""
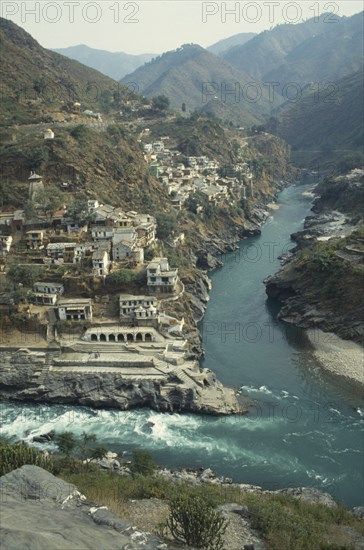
[0, 439, 55, 476]
[166, 493, 229, 549]
[106, 269, 135, 287]
[70, 125, 89, 144]
[130, 449, 156, 477]
[152, 95, 170, 111]
[7, 265, 43, 288]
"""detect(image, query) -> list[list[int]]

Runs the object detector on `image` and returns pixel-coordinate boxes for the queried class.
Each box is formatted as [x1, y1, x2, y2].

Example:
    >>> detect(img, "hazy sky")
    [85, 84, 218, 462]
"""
[2, 1, 363, 54]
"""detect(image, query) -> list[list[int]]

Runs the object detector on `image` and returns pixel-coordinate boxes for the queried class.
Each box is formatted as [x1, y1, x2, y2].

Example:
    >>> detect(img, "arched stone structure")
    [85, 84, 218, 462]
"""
[86, 330, 155, 343]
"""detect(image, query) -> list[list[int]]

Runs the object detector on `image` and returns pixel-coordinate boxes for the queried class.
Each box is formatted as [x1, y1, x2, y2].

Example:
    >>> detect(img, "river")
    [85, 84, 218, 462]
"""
[1, 184, 363, 507]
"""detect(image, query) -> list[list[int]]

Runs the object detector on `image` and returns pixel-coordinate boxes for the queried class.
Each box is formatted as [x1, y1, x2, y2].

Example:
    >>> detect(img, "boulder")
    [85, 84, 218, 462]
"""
[0, 465, 167, 549]
[352, 507, 364, 520]
[273, 487, 338, 508]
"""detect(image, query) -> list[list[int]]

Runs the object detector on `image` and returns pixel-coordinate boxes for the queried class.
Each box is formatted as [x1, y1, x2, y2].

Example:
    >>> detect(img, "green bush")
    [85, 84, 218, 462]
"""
[0, 439, 55, 476]
[156, 212, 178, 240]
[106, 269, 135, 287]
[6, 265, 43, 288]
[130, 449, 156, 477]
[70, 125, 89, 144]
[166, 493, 229, 549]
[247, 496, 318, 548]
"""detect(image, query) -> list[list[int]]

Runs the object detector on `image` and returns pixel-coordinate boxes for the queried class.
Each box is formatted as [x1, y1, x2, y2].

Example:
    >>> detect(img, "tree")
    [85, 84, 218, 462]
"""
[0, 439, 55, 476]
[23, 199, 38, 221]
[106, 269, 135, 286]
[0, 180, 12, 207]
[55, 432, 77, 458]
[78, 432, 96, 462]
[156, 212, 178, 240]
[66, 199, 95, 225]
[7, 265, 42, 288]
[78, 432, 107, 469]
[185, 194, 199, 214]
[33, 77, 46, 95]
[55, 431, 108, 471]
[152, 95, 170, 111]
[32, 186, 63, 222]
[166, 493, 229, 549]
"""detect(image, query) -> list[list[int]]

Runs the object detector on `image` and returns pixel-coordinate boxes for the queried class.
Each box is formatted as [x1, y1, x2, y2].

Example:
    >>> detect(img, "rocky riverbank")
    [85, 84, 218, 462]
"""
[265, 170, 364, 347]
[0, 348, 248, 415]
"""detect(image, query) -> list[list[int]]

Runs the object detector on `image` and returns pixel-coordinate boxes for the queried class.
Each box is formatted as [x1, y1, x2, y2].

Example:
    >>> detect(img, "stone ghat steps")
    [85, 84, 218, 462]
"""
[63, 341, 167, 355]
[49, 365, 166, 380]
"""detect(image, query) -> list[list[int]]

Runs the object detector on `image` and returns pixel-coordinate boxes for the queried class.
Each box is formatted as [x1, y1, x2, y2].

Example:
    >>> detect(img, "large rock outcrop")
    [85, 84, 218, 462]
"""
[0, 349, 245, 415]
[0, 465, 167, 549]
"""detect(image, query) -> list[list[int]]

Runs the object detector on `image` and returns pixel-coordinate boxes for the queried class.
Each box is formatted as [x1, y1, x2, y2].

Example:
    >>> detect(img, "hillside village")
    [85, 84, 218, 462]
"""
[142, 132, 254, 210]
[0, 125, 256, 336]
[0, 125, 261, 414]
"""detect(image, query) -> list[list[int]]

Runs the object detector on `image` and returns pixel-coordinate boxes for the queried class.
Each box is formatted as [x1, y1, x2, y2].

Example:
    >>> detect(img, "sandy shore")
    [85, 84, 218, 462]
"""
[307, 329, 364, 387]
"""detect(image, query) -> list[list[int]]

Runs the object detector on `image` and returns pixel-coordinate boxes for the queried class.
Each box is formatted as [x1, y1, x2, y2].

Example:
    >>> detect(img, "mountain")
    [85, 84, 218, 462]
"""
[207, 32, 256, 56]
[0, 17, 134, 126]
[121, 44, 274, 126]
[262, 12, 364, 86]
[0, 17, 166, 211]
[53, 44, 155, 81]
[223, 12, 363, 84]
[273, 70, 364, 166]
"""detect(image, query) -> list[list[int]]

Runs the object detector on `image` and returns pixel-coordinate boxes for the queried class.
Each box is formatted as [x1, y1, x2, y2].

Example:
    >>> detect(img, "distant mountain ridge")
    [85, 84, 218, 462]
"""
[121, 43, 276, 126]
[207, 32, 256, 55]
[53, 44, 155, 80]
[262, 12, 364, 86]
[274, 70, 364, 166]
[223, 11, 364, 85]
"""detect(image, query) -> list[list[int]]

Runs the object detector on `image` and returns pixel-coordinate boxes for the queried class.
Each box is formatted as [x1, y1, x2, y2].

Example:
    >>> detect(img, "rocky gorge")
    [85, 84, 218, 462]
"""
[264, 170, 364, 387]
[265, 170, 364, 343]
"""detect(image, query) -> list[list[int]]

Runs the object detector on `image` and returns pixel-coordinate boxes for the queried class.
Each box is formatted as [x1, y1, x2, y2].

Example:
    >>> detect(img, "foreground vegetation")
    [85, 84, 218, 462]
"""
[1, 436, 363, 549]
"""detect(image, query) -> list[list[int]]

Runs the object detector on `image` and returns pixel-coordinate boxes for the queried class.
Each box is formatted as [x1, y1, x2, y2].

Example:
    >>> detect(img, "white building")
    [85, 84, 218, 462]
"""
[147, 257, 178, 293]
[87, 200, 100, 211]
[91, 227, 114, 241]
[92, 247, 110, 277]
[119, 294, 158, 320]
[33, 282, 64, 295]
[57, 298, 93, 321]
[0, 235, 13, 254]
[30, 293, 58, 306]
[92, 227, 137, 243]
[152, 141, 164, 152]
[143, 143, 153, 153]
[44, 129, 54, 140]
